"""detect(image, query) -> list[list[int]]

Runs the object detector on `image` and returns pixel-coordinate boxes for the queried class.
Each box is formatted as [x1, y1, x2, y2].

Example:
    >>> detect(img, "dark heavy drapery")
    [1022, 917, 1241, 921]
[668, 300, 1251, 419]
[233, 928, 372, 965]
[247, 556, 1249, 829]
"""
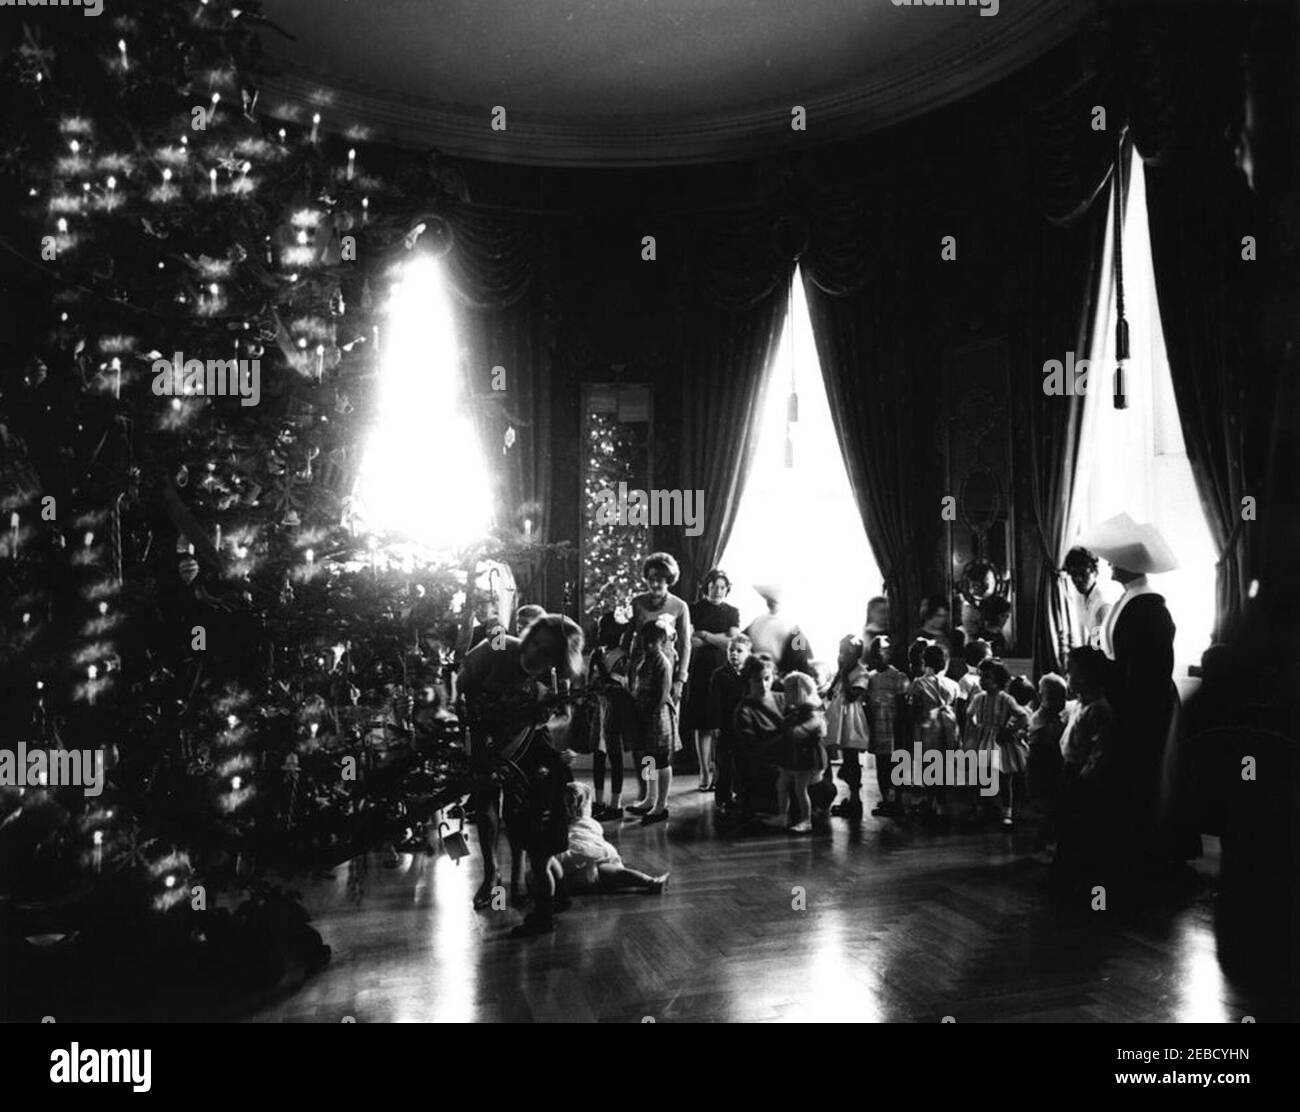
[801, 174, 919, 642]
[1121, 0, 1267, 643]
[802, 275, 922, 647]
[440, 205, 551, 537]
[1144, 158, 1263, 644]
[1022, 188, 1112, 676]
[675, 277, 792, 597]
[452, 286, 551, 539]
[800, 169, 932, 645]
[670, 201, 794, 598]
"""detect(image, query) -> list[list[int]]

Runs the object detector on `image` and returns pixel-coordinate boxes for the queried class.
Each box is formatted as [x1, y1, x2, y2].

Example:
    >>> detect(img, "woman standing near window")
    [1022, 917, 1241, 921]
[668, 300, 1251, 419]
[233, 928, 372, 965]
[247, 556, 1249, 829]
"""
[684, 568, 741, 791]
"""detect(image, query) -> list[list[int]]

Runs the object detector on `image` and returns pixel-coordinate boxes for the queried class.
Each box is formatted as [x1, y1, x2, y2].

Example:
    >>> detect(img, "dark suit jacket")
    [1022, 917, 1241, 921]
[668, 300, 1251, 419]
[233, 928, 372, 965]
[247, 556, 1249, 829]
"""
[1110, 592, 1178, 819]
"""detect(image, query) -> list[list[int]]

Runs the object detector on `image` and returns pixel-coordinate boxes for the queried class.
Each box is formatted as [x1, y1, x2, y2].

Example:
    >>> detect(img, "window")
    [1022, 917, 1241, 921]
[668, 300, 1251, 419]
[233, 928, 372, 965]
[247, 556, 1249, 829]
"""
[719, 268, 883, 663]
[354, 256, 493, 551]
[1068, 149, 1218, 672]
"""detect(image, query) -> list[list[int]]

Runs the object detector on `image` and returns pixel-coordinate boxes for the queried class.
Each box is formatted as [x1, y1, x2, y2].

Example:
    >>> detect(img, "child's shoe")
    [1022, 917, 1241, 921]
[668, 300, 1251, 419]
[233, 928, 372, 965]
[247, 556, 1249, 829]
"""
[790, 820, 813, 834]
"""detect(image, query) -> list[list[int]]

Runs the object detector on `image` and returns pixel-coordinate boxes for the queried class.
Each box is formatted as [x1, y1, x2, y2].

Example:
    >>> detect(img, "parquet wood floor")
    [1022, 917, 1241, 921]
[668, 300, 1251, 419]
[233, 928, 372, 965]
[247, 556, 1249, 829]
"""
[247, 777, 1294, 1023]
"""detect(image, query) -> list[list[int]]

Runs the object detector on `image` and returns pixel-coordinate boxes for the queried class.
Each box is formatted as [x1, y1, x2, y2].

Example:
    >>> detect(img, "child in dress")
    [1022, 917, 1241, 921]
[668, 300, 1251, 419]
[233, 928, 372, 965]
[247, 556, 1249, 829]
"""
[906, 641, 961, 819]
[954, 638, 991, 735]
[710, 633, 752, 814]
[964, 658, 1030, 827]
[825, 634, 871, 819]
[768, 672, 827, 834]
[733, 653, 784, 820]
[865, 636, 909, 817]
[627, 619, 677, 826]
[588, 608, 633, 821]
[546, 783, 669, 895]
[1026, 672, 1069, 858]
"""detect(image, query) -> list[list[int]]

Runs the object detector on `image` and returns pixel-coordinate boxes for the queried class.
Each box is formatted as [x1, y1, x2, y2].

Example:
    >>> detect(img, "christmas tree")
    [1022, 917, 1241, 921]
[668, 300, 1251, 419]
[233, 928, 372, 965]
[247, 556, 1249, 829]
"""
[0, 0, 562, 1016]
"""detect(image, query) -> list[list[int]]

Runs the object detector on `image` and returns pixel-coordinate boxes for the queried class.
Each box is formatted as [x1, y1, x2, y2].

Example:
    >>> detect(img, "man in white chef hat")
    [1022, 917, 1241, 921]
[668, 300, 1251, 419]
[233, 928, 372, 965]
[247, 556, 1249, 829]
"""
[1083, 512, 1180, 662]
[1077, 512, 1194, 870]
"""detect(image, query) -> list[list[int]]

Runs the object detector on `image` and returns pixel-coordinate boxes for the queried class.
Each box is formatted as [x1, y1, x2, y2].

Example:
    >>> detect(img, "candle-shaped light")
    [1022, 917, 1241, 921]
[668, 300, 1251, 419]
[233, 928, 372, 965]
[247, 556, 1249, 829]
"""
[524, 518, 533, 542]
[550, 666, 558, 695]
[111, 356, 121, 400]
[209, 167, 218, 196]
[87, 663, 98, 706]
[315, 344, 325, 381]
[214, 523, 222, 551]
[347, 148, 356, 181]
[118, 38, 128, 69]
[361, 196, 369, 225]
[310, 112, 321, 144]
[162, 167, 173, 186]
[9, 511, 18, 558]
[93, 829, 104, 873]
[305, 547, 315, 567]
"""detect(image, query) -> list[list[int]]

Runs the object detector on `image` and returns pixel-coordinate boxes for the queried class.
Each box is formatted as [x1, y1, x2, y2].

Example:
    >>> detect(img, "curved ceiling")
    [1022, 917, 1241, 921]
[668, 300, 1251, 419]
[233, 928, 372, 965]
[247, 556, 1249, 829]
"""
[257, 0, 1085, 166]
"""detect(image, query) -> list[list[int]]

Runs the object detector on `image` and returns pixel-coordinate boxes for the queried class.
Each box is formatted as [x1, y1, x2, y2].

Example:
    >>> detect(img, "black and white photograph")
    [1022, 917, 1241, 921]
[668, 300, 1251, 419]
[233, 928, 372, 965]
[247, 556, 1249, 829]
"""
[1, 0, 1297, 1066]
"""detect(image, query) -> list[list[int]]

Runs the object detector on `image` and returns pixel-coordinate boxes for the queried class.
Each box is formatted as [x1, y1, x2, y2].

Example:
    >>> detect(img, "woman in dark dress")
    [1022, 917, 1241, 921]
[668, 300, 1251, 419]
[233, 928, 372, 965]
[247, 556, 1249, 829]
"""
[685, 568, 741, 791]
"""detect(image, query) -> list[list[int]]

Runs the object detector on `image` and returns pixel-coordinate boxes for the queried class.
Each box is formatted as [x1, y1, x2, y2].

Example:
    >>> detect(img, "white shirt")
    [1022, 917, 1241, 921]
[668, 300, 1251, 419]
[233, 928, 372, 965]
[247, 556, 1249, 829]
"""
[1099, 575, 1157, 661]
[1072, 578, 1122, 650]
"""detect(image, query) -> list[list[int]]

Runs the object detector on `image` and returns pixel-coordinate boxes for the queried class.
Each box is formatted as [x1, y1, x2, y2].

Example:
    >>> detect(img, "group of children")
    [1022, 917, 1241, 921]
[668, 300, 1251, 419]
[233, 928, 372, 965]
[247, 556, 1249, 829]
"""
[584, 618, 1119, 861]
[479, 599, 1120, 934]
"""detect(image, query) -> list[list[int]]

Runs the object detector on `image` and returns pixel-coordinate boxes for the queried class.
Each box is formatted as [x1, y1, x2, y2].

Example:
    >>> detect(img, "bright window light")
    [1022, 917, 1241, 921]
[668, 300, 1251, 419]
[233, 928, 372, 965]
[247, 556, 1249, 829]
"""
[720, 269, 883, 663]
[354, 256, 493, 552]
[1069, 149, 1218, 672]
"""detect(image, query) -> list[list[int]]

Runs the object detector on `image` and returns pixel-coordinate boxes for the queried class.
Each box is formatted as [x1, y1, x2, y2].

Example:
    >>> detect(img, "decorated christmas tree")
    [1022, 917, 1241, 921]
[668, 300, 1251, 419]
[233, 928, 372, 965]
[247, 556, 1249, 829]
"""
[0, 0, 562, 1016]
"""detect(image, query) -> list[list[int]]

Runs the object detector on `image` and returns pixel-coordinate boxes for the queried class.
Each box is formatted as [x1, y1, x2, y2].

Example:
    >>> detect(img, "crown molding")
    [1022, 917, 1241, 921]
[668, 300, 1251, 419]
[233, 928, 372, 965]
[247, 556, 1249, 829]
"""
[258, 1, 1084, 167]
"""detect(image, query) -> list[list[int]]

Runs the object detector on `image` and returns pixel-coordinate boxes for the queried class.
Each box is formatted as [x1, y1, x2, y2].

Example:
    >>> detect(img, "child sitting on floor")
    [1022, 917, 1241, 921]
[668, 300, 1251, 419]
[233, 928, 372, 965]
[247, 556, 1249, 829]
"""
[545, 782, 669, 895]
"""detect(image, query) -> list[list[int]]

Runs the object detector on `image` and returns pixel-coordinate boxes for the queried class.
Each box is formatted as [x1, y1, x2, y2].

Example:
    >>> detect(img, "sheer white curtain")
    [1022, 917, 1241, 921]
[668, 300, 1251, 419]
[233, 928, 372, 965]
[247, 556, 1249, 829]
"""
[1067, 151, 1217, 672]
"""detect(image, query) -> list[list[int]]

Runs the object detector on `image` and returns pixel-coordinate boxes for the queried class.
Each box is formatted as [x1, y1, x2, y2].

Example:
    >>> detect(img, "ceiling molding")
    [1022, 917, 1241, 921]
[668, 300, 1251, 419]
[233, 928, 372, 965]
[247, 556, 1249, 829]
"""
[258, 0, 1085, 167]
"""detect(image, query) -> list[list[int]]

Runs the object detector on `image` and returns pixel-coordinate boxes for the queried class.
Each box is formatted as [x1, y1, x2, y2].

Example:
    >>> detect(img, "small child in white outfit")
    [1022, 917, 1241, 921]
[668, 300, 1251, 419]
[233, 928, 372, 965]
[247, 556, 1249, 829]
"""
[546, 783, 670, 895]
